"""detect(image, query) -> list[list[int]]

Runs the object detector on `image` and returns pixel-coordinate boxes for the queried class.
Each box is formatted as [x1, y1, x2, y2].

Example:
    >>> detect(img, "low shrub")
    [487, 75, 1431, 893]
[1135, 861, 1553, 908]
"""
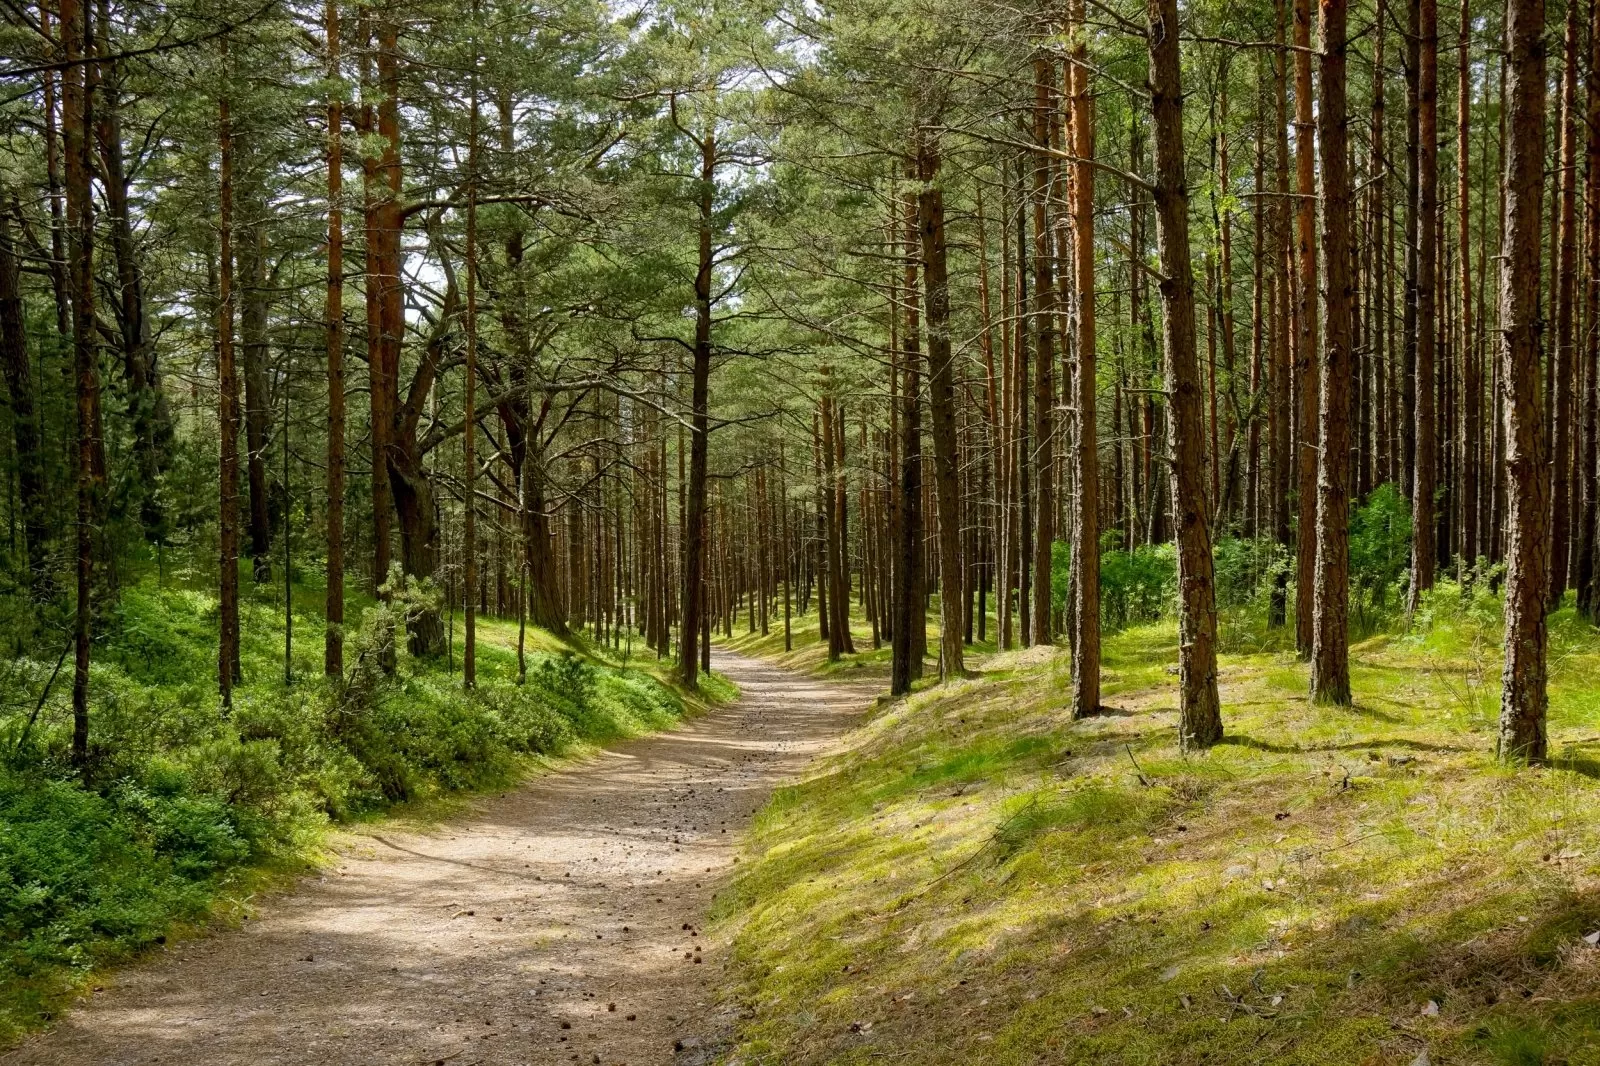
[1100, 543, 1177, 630]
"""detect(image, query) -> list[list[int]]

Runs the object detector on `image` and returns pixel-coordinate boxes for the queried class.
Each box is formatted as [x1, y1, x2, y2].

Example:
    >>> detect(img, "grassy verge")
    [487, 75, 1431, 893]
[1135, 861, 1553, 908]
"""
[0, 561, 730, 1046]
[713, 586, 1600, 1065]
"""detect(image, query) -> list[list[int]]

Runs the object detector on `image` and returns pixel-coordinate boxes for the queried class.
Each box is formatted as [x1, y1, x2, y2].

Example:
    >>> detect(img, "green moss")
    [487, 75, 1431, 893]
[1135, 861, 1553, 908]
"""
[714, 599, 1600, 1065]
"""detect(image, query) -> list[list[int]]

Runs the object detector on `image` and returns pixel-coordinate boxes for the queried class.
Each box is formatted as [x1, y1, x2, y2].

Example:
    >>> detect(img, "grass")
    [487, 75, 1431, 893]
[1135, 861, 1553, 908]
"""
[711, 586, 1600, 1065]
[0, 556, 730, 1048]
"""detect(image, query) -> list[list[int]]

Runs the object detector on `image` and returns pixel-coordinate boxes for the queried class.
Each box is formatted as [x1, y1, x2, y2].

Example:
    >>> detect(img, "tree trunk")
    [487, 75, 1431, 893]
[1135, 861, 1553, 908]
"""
[1578, 0, 1600, 618]
[1147, 0, 1222, 749]
[217, 57, 242, 709]
[1067, 2, 1099, 717]
[324, 0, 345, 678]
[891, 187, 926, 695]
[833, 401, 854, 651]
[1311, 0, 1354, 706]
[916, 137, 966, 680]
[41, 4, 69, 340]
[361, 16, 395, 648]
[1016, 163, 1035, 639]
[388, 297, 451, 657]
[1550, 2, 1579, 606]
[1497, 0, 1550, 762]
[520, 460, 568, 632]
[814, 413, 829, 643]
[1408, 0, 1439, 612]
[94, 22, 171, 539]
[1031, 55, 1057, 647]
[677, 128, 715, 691]
[64, 0, 102, 769]
[1292, 0, 1320, 656]
[821, 387, 847, 661]
[1270, 0, 1293, 628]
[1457, 0, 1479, 576]
[241, 204, 273, 584]
[463, 32, 479, 689]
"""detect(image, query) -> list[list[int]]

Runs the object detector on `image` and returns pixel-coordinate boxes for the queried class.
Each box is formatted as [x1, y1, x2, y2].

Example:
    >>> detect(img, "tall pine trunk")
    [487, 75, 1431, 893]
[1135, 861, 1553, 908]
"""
[1408, 0, 1439, 612]
[65, 0, 102, 768]
[821, 386, 847, 661]
[892, 187, 926, 695]
[1551, 3, 1579, 605]
[1270, 0, 1293, 629]
[1311, 0, 1354, 706]
[1067, 1, 1100, 717]
[95, 24, 170, 538]
[463, 19, 480, 689]
[1578, 0, 1600, 617]
[916, 137, 966, 680]
[241, 205, 273, 584]
[1030, 56, 1057, 647]
[324, 0, 345, 678]
[1147, 0, 1222, 749]
[1497, 0, 1550, 761]
[677, 128, 715, 691]
[217, 53, 242, 708]
[1292, 0, 1320, 655]
[1457, 0, 1479, 576]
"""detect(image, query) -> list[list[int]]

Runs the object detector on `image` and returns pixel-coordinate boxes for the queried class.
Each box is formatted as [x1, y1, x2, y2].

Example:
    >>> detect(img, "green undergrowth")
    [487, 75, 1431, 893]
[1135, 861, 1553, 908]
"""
[714, 587, 1600, 1065]
[0, 560, 726, 1046]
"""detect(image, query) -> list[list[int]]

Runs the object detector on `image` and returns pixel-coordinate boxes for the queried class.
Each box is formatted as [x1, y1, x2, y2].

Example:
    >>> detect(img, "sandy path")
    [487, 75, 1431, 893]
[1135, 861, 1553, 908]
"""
[4, 651, 869, 1066]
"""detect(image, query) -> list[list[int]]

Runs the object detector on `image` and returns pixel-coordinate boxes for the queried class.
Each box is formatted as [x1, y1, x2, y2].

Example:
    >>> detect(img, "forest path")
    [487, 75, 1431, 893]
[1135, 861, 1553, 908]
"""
[4, 651, 872, 1066]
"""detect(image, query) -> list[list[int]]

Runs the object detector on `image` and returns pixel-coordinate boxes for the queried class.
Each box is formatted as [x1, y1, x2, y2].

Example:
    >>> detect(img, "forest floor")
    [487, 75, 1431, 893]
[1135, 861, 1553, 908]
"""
[0, 651, 873, 1066]
[712, 601, 1600, 1065]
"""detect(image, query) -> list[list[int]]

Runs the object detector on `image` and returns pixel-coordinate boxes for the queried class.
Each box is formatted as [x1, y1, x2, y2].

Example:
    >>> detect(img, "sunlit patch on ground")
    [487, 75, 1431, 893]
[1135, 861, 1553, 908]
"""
[713, 594, 1600, 1065]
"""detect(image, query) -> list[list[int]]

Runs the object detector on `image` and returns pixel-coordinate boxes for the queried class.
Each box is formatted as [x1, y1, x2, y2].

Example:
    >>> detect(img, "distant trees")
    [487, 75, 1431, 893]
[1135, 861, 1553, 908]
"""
[0, 0, 1592, 769]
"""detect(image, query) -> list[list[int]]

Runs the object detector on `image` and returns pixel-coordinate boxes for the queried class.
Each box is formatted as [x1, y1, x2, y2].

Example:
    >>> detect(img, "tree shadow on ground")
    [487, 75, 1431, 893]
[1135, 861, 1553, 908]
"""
[1217, 734, 1469, 756]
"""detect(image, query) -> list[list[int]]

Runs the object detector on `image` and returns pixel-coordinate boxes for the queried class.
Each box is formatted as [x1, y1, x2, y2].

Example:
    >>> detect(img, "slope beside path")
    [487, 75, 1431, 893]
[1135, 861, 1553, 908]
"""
[3, 651, 870, 1066]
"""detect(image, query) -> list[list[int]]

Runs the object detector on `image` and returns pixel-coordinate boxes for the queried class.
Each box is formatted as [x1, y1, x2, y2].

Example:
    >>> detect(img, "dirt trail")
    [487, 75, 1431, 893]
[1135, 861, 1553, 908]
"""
[5, 651, 871, 1066]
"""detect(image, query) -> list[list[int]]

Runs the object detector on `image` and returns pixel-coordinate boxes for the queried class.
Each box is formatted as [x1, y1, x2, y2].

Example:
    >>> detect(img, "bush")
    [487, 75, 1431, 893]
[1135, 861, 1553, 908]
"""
[533, 652, 599, 725]
[1212, 536, 1289, 611]
[1350, 482, 1413, 627]
[0, 769, 225, 989]
[1049, 536, 1176, 633]
[1100, 543, 1176, 630]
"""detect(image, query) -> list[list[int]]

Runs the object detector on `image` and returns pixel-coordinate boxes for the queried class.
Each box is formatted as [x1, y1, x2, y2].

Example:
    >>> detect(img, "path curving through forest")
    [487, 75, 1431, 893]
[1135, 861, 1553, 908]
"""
[4, 651, 870, 1066]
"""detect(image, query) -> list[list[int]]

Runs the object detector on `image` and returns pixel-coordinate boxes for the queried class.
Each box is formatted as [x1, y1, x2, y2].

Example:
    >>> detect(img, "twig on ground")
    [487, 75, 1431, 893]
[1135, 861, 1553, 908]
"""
[1125, 744, 1151, 787]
